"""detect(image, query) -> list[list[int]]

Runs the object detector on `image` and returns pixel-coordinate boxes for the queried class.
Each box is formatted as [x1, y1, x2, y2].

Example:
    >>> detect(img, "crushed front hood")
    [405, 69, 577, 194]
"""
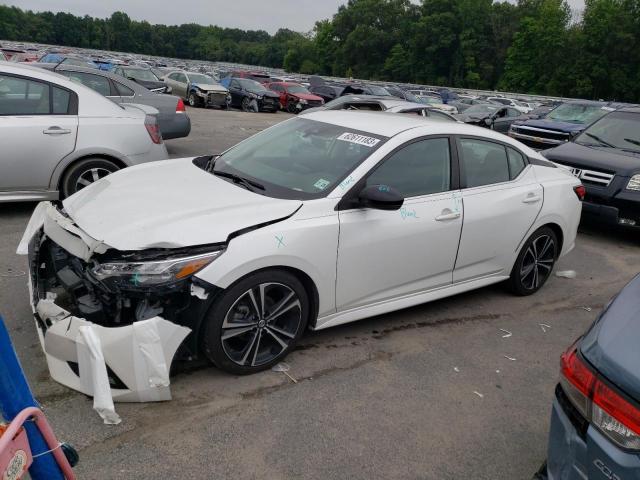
[62, 158, 302, 251]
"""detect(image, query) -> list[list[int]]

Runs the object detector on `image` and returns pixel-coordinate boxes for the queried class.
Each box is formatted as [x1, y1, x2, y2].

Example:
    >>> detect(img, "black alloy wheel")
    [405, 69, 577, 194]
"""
[203, 270, 309, 374]
[508, 226, 558, 295]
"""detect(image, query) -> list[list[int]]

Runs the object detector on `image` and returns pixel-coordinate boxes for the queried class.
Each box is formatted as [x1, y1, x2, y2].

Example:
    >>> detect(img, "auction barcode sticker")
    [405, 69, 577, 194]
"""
[337, 132, 381, 147]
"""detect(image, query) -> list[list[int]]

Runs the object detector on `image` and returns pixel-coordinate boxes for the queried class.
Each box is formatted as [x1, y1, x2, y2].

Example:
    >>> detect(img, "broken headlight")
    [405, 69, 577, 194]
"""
[92, 250, 223, 287]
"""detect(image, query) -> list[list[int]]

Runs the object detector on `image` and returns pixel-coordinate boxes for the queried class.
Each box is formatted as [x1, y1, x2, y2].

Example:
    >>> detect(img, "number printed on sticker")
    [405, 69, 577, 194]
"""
[337, 132, 381, 148]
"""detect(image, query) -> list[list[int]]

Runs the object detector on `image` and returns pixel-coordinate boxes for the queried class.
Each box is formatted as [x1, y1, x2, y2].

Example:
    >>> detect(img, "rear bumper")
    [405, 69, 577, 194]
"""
[128, 142, 168, 164]
[158, 113, 191, 140]
[547, 384, 640, 480]
[581, 190, 640, 229]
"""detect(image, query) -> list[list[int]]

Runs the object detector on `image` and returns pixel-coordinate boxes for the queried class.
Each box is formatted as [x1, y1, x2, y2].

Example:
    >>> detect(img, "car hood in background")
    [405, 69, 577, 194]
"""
[192, 83, 228, 93]
[543, 142, 640, 174]
[62, 158, 302, 251]
[581, 274, 640, 402]
[455, 114, 487, 123]
[292, 93, 323, 102]
[252, 90, 279, 98]
[513, 118, 587, 133]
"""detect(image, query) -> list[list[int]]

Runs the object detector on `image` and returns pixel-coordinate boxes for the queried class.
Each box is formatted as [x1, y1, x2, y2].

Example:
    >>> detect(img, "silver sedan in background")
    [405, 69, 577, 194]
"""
[34, 63, 191, 140]
[0, 62, 168, 201]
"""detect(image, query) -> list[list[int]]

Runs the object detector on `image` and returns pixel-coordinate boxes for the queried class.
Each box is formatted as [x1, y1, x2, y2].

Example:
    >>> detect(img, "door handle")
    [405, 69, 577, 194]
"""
[522, 194, 541, 204]
[43, 127, 71, 135]
[435, 209, 461, 221]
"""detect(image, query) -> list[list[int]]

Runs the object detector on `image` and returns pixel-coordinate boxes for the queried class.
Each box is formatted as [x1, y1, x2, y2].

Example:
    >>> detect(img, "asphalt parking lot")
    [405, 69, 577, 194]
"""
[1, 107, 639, 479]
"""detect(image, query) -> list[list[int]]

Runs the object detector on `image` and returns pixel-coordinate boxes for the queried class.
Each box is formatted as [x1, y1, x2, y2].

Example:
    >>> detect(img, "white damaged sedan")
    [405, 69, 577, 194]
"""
[20, 111, 583, 400]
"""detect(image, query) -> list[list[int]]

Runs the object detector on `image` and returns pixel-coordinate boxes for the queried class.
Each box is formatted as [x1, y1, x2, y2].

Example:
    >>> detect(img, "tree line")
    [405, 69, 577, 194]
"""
[1, 0, 639, 102]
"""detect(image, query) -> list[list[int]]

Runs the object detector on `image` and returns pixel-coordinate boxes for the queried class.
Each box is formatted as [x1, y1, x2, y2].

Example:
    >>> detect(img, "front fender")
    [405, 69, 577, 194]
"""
[194, 212, 339, 318]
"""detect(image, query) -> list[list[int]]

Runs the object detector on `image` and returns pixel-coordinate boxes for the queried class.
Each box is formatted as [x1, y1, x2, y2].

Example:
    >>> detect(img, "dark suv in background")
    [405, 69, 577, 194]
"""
[509, 101, 616, 150]
[541, 107, 640, 229]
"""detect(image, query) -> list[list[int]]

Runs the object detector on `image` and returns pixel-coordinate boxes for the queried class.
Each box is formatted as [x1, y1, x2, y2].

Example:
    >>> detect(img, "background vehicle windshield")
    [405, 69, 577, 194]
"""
[238, 78, 267, 91]
[123, 68, 159, 81]
[465, 104, 499, 115]
[287, 85, 310, 94]
[546, 103, 608, 124]
[215, 118, 387, 199]
[188, 73, 215, 84]
[403, 91, 420, 103]
[575, 111, 640, 153]
[368, 86, 391, 96]
[419, 96, 441, 105]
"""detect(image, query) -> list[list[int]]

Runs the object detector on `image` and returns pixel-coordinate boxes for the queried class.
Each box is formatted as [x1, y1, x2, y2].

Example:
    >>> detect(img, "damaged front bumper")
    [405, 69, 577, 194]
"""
[19, 202, 220, 404]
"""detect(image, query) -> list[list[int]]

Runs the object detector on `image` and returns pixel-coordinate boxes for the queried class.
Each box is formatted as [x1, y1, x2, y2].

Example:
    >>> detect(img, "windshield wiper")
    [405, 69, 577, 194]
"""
[212, 170, 265, 192]
[623, 138, 640, 148]
[583, 132, 616, 148]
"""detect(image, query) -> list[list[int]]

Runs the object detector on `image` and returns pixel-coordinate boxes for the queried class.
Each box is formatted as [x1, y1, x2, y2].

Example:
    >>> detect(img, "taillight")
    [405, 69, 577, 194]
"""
[144, 115, 163, 144]
[176, 98, 185, 113]
[573, 185, 586, 201]
[560, 344, 640, 450]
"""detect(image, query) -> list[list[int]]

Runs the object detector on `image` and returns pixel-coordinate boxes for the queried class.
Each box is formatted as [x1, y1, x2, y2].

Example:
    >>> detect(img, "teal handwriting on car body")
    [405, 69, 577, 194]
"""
[400, 207, 419, 220]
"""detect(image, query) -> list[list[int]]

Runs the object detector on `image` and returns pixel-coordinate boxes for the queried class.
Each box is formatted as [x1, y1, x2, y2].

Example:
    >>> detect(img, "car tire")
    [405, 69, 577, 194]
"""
[286, 101, 298, 114]
[202, 269, 310, 375]
[61, 158, 120, 198]
[241, 97, 252, 112]
[188, 92, 201, 108]
[508, 226, 558, 296]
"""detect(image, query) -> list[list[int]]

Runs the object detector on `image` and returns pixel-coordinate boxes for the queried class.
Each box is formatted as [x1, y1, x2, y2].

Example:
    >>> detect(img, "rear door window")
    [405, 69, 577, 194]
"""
[0, 74, 50, 115]
[52, 87, 71, 114]
[459, 138, 510, 188]
[507, 147, 527, 179]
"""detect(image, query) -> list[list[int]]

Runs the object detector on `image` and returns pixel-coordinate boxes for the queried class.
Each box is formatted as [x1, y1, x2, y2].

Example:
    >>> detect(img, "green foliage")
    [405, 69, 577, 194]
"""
[1, 1, 640, 101]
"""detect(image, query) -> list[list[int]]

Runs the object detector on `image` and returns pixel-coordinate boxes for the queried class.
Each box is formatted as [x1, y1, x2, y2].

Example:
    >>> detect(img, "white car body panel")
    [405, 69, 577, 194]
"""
[336, 190, 462, 310]
[453, 166, 543, 282]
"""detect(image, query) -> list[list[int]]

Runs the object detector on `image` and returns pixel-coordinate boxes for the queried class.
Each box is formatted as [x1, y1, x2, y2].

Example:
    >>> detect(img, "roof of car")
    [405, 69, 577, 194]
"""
[301, 110, 490, 137]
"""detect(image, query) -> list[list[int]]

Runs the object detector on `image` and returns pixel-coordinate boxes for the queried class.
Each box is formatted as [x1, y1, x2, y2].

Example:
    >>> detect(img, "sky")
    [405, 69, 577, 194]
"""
[3, 0, 585, 34]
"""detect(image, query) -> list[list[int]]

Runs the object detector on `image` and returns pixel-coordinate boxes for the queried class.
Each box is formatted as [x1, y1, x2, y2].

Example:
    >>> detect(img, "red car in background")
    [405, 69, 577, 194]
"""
[267, 82, 324, 113]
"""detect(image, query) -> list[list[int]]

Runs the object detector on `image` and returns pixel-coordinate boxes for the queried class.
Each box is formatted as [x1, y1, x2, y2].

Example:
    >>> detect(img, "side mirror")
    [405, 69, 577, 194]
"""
[358, 184, 404, 211]
[484, 117, 493, 126]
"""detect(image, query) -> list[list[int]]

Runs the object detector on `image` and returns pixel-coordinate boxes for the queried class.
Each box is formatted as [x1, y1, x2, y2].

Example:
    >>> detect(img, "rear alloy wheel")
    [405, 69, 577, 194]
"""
[203, 270, 309, 374]
[61, 158, 120, 198]
[508, 226, 558, 295]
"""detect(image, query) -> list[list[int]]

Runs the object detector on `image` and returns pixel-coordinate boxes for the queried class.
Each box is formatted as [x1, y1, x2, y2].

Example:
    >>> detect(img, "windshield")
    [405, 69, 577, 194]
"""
[369, 86, 391, 96]
[419, 96, 440, 105]
[546, 103, 609, 124]
[213, 118, 387, 199]
[238, 78, 267, 91]
[403, 91, 420, 103]
[575, 111, 640, 153]
[465, 105, 499, 115]
[123, 68, 159, 81]
[188, 73, 215, 84]
[287, 85, 310, 94]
